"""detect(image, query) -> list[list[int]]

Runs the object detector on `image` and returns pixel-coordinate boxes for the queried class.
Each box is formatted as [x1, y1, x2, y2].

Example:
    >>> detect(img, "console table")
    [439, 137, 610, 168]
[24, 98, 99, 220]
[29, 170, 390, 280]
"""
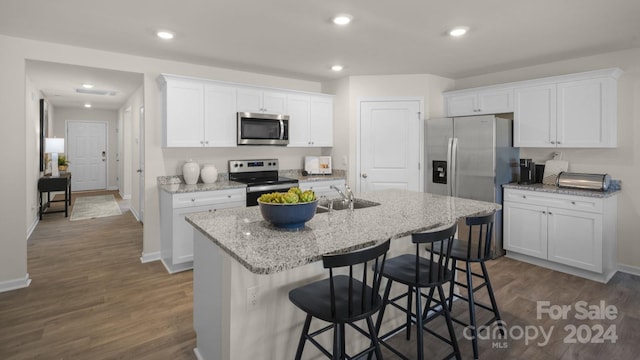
[38, 173, 72, 219]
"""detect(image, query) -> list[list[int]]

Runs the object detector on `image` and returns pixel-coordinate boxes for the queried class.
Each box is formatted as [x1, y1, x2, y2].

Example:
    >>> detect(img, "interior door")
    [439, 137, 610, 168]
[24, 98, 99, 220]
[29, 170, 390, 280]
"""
[138, 105, 145, 222]
[67, 121, 107, 191]
[359, 100, 421, 192]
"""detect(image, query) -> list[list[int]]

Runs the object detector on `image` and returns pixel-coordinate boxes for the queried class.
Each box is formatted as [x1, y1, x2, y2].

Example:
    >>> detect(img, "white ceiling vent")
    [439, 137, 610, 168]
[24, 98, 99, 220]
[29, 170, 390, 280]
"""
[75, 88, 118, 96]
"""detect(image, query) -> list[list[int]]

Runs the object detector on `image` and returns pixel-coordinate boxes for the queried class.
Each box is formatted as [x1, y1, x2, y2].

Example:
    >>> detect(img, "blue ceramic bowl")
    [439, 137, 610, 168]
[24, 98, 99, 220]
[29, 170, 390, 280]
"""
[258, 199, 318, 230]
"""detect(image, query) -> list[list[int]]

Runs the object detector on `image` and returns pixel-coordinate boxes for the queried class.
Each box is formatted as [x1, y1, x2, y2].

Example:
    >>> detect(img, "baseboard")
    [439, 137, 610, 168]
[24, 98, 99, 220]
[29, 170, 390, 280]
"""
[161, 258, 193, 274]
[0, 273, 32, 293]
[107, 186, 119, 191]
[140, 251, 161, 263]
[618, 263, 640, 277]
[27, 217, 38, 239]
[193, 348, 204, 360]
[130, 207, 141, 222]
[121, 194, 132, 200]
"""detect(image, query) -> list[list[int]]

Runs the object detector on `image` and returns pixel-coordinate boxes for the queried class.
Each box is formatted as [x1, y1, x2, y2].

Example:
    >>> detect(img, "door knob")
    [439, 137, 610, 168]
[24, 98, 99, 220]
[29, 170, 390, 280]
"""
[136, 169, 143, 173]
[361, 173, 368, 178]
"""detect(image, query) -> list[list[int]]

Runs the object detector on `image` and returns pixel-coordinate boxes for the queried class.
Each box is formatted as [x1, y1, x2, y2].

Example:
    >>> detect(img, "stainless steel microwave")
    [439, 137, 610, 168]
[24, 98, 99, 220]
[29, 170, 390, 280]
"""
[237, 112, 289, 146]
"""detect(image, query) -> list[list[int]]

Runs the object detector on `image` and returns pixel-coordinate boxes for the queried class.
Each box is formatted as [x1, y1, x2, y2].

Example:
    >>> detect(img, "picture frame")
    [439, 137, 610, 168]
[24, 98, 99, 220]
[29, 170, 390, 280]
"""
[39, 99, 48, 172]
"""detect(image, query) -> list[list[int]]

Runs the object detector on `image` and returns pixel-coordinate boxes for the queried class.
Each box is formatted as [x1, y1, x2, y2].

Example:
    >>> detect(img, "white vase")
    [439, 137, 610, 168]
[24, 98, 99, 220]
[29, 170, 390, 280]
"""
[183, 160, 200, 185]
[200, 164, 219, 184]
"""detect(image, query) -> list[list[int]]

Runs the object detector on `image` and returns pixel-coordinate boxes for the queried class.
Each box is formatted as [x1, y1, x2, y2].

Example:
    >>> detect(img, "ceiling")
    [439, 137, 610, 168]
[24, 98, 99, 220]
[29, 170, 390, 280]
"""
[5, 0, 640, 109]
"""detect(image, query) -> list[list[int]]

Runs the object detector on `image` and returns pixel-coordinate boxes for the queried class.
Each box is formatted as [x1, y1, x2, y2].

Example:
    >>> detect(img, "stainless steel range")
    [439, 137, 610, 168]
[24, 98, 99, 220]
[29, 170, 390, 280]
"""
[228, 159, 299, 206]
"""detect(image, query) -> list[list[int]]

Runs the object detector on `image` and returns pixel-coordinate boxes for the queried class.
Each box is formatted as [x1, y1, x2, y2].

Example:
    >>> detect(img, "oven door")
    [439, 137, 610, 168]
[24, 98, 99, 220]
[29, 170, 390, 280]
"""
[246, 183, 298, 206]
[237, 112, 289, 146]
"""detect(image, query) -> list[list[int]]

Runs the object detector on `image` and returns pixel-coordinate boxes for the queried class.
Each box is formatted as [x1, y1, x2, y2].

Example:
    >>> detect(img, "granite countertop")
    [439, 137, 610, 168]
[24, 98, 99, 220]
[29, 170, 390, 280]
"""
[157, 175, 246, 193]
[280, 169, 347, 182]
[503, 182, 620, 198]
[185, 189, 500, 275]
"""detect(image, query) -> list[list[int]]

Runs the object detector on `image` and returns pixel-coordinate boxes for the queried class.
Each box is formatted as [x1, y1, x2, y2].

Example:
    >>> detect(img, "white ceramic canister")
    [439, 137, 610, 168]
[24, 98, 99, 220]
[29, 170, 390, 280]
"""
[200, 164, 219, 184]
[182, 159, 200, 185]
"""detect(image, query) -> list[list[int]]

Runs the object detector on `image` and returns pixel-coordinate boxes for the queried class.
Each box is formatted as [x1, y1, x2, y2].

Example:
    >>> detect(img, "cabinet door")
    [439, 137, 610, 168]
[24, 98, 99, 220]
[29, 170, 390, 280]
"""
[286, 94, 311, 147]
[165, 80, 205, 147]
[557, 78, 616, 147]
[547, 207, 603, 272]
[204, 84, 237, 147]
[237, 88, 263, 113]
[300, 179, 345, 198]
[173, 207, 197, 264]
[309, 96, 333, 147]
[262, 91, 287, 114]
[477, 88, 513, 114]
[503, 201, 548, 259]
[446, 93, 477, 117]
[514, 84, 557, 147]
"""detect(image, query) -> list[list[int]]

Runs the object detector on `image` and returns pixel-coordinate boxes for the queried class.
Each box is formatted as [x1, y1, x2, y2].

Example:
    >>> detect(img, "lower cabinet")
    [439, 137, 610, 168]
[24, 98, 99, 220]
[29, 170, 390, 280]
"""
[503, 188, 617, 282]
[299, 178, 346, 199]
[160, 188, 246, 273]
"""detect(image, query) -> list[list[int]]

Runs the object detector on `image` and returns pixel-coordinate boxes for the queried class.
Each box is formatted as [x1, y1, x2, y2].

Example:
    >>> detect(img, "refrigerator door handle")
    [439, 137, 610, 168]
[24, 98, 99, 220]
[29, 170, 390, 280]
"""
[451, 137, 459, 197]
[446, 137, 453, 196]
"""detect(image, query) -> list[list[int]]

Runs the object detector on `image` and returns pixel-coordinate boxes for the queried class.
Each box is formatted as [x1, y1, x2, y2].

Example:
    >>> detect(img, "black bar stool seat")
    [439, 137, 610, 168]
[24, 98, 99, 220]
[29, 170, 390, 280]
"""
[289, 239, 391, 360]
[378, 254, 453, 288]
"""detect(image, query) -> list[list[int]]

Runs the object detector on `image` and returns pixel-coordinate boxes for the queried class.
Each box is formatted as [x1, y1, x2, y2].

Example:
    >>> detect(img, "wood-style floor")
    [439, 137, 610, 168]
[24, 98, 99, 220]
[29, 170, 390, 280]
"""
[0, 191, 196, 360]
[1, 191, 639, 359]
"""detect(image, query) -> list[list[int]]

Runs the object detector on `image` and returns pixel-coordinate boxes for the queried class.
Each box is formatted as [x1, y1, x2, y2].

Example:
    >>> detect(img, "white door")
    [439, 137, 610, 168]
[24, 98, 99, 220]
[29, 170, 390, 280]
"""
[359, 100, 422, 192]
[67, 121, 107, 191]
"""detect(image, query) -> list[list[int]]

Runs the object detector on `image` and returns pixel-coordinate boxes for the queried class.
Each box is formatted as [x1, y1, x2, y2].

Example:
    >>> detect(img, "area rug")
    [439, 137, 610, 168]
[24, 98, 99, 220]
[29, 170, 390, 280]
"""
[70, 195, 122, 221]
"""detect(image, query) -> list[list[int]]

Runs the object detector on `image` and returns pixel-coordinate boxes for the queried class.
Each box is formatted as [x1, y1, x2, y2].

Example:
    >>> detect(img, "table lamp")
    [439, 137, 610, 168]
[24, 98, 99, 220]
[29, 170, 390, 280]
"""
[45, 137, 65, 177]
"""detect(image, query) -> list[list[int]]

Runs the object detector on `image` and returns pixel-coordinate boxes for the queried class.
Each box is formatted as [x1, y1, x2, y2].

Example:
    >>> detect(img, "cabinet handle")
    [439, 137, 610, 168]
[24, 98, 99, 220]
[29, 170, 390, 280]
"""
[550, 141, 556, 144]
[522, 195, 526, 199]
[571, 201, 576, 205]
[557, 141, 561, 144]
[548, 212, 553, 215]
[191, 198, 196, 202]
[227, 195, 231, 198]
[205, 141, 209, 145]
[542, 211, 546, 214]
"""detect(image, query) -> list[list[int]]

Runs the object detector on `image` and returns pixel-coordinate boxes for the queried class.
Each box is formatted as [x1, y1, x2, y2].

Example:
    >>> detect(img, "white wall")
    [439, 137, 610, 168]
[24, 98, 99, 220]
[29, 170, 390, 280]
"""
[323, 74, 455, 189]
[52, 107, 120, 190]
[0, 34, 329, 288]
[25, 77, 43, 238]
[453, 48, 640, 271]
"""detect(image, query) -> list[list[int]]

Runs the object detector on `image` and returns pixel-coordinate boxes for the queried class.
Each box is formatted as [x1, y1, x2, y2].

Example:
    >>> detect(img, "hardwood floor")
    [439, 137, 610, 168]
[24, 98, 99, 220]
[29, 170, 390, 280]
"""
[0, 191, 196, 360]
[1, 193, 639, 359]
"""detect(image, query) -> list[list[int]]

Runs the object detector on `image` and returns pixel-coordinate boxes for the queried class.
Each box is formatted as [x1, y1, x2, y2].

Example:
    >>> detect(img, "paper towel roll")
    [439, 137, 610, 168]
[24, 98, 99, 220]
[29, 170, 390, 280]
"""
[542, 160, 569, 185]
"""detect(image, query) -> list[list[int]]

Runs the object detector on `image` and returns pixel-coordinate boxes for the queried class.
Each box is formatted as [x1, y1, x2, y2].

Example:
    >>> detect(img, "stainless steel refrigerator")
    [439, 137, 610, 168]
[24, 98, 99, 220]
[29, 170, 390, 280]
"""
[426, 114, 519, 257]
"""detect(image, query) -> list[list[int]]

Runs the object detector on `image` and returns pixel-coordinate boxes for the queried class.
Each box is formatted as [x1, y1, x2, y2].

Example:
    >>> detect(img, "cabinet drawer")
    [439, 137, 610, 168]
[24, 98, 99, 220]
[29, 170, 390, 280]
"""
[504, 189, 603, 213]
[300, 179, 346, 198]
[173, 188, 246, 209]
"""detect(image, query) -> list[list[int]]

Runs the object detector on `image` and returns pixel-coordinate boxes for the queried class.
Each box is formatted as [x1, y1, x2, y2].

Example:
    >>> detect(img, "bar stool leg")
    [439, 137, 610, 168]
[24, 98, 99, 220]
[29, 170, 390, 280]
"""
[295, 315, 312, 360]
[438, 284, 462, 360]
[465, 262, 479, 360]
[481, 261, 505, 337]
[415, 286, 425, 360]
[366, 316, 383, 360]
[448, 259, 457, 311]
[406, 286, 413, 340]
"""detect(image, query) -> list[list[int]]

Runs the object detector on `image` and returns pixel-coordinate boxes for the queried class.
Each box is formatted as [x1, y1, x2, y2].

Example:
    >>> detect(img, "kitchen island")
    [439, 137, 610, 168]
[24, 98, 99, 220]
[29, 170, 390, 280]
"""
[186, 189, 500, 360]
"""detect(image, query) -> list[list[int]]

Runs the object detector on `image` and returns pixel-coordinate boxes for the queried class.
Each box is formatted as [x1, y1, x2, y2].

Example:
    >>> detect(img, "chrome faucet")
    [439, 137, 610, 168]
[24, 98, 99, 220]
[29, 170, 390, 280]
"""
[330, 185, 355, 210]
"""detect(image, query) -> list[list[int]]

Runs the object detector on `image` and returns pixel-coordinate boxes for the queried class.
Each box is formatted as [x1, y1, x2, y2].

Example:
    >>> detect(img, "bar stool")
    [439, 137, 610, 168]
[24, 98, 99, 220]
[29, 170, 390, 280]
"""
[443, 213, 504, 360]
[288, 239, 391, 360]
[374, 223, 461, 360]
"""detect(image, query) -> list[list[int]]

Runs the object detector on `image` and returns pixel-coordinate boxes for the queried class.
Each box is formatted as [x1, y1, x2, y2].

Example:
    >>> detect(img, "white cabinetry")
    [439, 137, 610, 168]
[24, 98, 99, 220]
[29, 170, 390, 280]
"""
[513, 69, 621, 148]
[237, 88, 287, 114]
[444, 88, 513, 117]
[160, 75, 237, 147]
[299, 179, 345, 198]
[160, 188, 246, 273]
[503, 188, 617, 282]
[288, 94, 334, 147]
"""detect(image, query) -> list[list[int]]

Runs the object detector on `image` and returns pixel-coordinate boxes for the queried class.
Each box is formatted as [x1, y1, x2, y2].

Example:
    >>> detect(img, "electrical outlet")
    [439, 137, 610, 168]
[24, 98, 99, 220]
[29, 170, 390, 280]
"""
[246, 286, 259, 312]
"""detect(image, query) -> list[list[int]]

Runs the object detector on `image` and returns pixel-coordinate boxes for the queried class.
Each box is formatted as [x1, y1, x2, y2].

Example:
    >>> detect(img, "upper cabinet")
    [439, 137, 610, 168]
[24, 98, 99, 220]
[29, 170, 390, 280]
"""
[445, 68, 622, 148]
[160, 76, 237, 147]
[237, 88, 287, 114]
[159, 74, 334, 148]
[445, 87, 513, 117]
[514, 70, 621, 148]
[288, 94, 334, 147]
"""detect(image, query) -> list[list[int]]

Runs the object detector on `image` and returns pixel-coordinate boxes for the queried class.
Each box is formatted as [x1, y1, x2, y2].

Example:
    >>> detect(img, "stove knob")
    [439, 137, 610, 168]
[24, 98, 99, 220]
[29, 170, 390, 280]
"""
[234, 163, 238, 167]
[239, 164, 244, 167]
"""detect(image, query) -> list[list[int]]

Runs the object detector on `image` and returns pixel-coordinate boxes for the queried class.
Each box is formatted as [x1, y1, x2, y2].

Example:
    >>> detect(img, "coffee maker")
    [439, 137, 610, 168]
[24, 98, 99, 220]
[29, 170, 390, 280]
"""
[519, 159, 535, 184]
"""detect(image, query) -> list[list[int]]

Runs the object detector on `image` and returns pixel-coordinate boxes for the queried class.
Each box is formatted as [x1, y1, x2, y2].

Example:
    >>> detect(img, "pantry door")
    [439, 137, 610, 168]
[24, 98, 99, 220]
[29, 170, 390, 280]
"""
[67, 121, 107, 191]
[358, 99, 423, 192]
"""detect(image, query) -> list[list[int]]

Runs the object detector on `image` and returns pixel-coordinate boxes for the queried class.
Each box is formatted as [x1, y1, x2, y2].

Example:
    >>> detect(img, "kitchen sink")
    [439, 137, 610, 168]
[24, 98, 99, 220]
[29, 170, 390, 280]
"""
[316, 198, 381, 213]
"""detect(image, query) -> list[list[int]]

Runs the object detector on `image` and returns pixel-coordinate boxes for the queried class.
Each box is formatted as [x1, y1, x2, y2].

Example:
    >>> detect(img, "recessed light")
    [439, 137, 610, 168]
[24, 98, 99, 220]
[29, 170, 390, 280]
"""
[332, 14, 352, 26]
[331, 65, 344, 72]
[84, 103, 92, 108]
[449, 26, 469, 37]
[82, 83, 94, 89]
[157, 31, 175, 40]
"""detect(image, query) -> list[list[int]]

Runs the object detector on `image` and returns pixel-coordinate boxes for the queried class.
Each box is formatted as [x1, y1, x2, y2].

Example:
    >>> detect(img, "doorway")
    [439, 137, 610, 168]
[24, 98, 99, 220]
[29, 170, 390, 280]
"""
[357, 99, 424, 193]
[66, 121, 108, 191]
